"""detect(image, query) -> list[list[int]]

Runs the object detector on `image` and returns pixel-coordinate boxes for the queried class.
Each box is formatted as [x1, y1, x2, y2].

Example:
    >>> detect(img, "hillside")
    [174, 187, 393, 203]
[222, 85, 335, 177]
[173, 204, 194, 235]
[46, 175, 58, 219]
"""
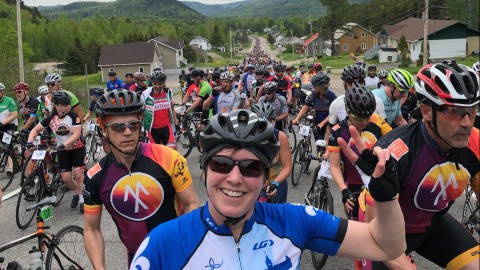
[37, 0, 204, 20]
[181, 0, 244, 17]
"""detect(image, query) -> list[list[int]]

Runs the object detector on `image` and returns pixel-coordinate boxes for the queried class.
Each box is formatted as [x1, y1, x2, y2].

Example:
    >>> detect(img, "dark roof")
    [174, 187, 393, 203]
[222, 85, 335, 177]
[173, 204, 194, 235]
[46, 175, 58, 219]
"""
[98, 42, 155, 66]
[149, 36, 185, 51]
[383, 17, 459, 41]
[380, 47, 397, 51]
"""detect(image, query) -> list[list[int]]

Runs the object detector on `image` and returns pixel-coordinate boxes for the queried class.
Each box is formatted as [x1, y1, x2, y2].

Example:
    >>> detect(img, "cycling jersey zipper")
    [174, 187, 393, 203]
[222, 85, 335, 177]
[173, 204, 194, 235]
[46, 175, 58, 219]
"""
[233, 238, 243, 269]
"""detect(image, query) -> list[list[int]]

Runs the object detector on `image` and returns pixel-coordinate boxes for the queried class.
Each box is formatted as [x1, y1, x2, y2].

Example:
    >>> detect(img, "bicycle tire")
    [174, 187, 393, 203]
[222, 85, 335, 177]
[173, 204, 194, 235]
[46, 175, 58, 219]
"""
[45, 225, 89, 270]
[195, 131, 203, 153]
[291, 139, 304, 187]
[92, 136, 102, 161]
[310, 186, 334, 269]
[288, 125, 297, 154]
[19, 153, 34, 187]
[84, 133, 93, 165]
[461, 185, 479, 240]
[0, 150, 16, 191]
[176, 130, 194, 158]
[15, 168, 45, 229]
[51, 174, 67, 207]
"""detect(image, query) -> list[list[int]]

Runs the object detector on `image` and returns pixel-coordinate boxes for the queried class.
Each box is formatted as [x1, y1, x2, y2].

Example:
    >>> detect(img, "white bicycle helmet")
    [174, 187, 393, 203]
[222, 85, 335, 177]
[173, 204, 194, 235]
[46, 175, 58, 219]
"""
[0, 83, 5, 91]
[415, 60, 480, 107]
[38, 85, 49, 94]
[220, 71, 234, 81]
[377, 70, 389, 78]
[45, 73, 62, 84]
[472, 61, 480, 75]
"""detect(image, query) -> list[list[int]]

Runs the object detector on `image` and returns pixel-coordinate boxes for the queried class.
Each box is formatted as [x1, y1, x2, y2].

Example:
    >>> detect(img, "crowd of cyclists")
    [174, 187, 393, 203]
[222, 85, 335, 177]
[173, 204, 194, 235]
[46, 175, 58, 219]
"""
[0, 36, 479, 269]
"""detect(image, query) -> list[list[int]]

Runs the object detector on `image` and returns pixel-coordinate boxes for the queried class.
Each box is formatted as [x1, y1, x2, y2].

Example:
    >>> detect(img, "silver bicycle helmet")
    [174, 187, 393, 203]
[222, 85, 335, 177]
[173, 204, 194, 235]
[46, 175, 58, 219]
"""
[95, 89, 144, 117]
[38, 85, 49, 94]
[251, 102, 276, 121]
[345, 83, 376, 119]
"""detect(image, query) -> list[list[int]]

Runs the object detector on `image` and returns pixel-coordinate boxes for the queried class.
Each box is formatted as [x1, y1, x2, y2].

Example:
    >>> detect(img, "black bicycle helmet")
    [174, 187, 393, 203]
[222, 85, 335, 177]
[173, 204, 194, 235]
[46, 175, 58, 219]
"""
[368, 65, 377, 71]
[415, 60, 480, 107]
[125, 72, 134, 78]
[274, 64, 285, 71]
[52, 91, 71, 105]
[191, 69, 204, 78]
[251, 102, 276, 121]
[311, 73, 330, 87]
[263, 81, 278, 92]
[345, 83, 376, 119]
[255, 67, 264, 75]
[200, 109, 279, 166]
[151, 71, 167, 82]
[95, 89, 144, 118]
[212, 71, 221, 80]
[89, 86, 105, 97]
[341, 64, 366, 82]
[108, 71, 117, 76]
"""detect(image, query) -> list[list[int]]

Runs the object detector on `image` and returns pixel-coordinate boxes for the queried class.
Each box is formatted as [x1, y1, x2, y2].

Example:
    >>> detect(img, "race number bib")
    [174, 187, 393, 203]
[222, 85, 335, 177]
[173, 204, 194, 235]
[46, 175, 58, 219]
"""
[299, 125, 310, 137]
[32, 150, 47, 160]
[33, 136, 41, 146]
[87, 123, 96, 132]
[318, 160, 333, 179]
[2, 133, 12, 144]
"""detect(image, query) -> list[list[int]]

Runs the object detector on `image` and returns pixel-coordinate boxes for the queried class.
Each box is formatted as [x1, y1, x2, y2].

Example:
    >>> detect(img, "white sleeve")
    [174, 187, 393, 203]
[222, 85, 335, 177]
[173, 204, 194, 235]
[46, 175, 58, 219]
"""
[374, 96, 387, 120]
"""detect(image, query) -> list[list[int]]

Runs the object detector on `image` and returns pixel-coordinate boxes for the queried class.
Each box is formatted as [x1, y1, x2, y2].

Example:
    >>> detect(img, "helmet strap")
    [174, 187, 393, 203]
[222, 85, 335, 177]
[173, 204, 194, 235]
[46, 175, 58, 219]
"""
[429, 108, 452, 149]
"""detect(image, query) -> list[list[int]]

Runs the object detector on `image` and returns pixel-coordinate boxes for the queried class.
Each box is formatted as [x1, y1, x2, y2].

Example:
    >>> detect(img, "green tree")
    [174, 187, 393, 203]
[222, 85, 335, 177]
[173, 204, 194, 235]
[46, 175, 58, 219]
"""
[210, 24, 223, 48]
[416, 40, 431, 66]
[64, 38, 85, 75]
[397, 36, 411, 68]
[267, 33, 275, 45]
[183, 45, 197, 63]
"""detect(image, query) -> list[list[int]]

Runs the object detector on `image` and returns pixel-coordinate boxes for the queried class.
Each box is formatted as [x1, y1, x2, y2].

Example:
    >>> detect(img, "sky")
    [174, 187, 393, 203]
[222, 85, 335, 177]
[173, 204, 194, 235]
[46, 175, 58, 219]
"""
[24, 0, 242, 7]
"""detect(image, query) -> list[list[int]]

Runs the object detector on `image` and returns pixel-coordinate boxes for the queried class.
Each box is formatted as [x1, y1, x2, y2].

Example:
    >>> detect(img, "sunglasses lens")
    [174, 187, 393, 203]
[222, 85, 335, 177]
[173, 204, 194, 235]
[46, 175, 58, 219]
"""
[265, 92, 273, 95]
[208, 156, 264, 177]
[109, 121, 142, 132]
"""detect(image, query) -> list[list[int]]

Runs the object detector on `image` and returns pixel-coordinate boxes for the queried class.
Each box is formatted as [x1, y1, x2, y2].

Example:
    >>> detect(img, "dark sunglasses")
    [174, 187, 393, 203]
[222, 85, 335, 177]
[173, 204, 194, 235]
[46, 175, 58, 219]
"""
[276, 70, 284, 73]
[47, 83, 56, 87]
[105, 120, 142, 133]
[349, 112, 370, 122]
[15, 91, 24, 95]
[207, 156, 265, 177]
[439, 105, 477, 121]
[265, 91, 274, 95]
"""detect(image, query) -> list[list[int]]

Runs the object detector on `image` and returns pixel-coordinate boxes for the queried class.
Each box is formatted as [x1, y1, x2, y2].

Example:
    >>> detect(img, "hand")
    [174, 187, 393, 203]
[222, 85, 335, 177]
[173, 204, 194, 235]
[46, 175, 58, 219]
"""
[316, 122, 325, 129]
[322, 150, 329, 159]
[338, 126, 399, 202]
[291, 119, 298, 125]
[341, 189, 356, 212]
[265, 183, 278, 198]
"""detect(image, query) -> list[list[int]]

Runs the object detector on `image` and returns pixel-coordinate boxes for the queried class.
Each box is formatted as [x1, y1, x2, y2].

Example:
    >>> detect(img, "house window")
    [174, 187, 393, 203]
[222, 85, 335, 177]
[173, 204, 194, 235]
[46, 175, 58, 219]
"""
[348, 33, 353, 38]
[412, 44, 415, 51]
[314, 50, 318, 54]
[388, 56, 393, 61]
[139, 67, 144, 73]
[361, 32, 366, 38]
[361, 43, 367, 50]
[314, 41, 318, 45]
[343, 44, 349, 51]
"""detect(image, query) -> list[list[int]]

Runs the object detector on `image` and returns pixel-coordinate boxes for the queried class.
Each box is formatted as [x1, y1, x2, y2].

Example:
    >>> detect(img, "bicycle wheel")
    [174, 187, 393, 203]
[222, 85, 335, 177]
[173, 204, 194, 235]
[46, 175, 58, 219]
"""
[0, 150, 15, 191]
[51, 174, 67, 207]
[19, 153, 34, 187]
[310, 186, 334, 269]
[84, 133, 93, 165]
[92, 136, 102, 161]
[461, 185, 479, 240]
[15, 168, 45, 229]
[291, 140, 305, 187]
[195, 131, 203, 153]
[176, 130, 194, 158]
[288, 125, 297, 154]
[45, 225, 90, 270]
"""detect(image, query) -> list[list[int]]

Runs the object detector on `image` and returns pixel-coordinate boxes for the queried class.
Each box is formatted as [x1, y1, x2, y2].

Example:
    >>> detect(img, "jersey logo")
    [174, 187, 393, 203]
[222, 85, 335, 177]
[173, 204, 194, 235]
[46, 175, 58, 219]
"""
[55, 123, 70, 136]
[348, 131, 377, 150]
[265, 254, 293, 270]
[205, 258, 223, 270]
[387, 138, 409, 161]
[110, 172, 164, 221]
[87, 163, 102, 179]
[253, 240, 274, 250]
[414, 162, 471, 212]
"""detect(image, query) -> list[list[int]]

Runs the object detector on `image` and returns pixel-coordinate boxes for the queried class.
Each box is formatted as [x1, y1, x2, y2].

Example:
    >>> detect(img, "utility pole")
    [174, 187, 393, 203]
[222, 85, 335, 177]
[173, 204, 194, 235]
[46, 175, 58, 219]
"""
[423, 0, 429, 66]
[16, 0, 24, 82]
[230, 28, 233, 60]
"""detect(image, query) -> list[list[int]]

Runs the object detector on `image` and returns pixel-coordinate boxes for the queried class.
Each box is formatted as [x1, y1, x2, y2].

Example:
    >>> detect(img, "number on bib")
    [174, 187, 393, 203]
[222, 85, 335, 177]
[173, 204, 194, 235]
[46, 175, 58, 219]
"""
[299, 125, 310, 136]
[2, 133, 12, 144]
[87, 123, 96, 132]
[32, 150, 47, 160]
[318, 160, 333, 179]
[40, 206, 54, 221]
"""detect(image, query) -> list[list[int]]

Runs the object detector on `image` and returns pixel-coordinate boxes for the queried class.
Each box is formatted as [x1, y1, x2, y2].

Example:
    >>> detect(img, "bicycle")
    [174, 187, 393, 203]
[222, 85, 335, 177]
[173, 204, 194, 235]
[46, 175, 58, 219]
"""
[84, 121, 103, 166]
[16, 137, 67, 229]
[285, 119, 297, 154]
[0, 131, 28, 191]
[461, 184, 479, 241]
[304, 140, 333, 269]
[1, 196, 88, 269]
[174, 103, 203, 158]
[291, 115, 318, 186]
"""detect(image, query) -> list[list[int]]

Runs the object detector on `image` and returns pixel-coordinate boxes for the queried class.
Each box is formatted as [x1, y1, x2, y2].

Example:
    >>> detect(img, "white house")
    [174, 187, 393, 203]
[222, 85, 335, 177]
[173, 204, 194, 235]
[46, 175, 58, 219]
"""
[378, 18, 472, 61]
[189, 36, 211, 51]
[378, 47, 398, 63]
[275, 34, 285, 46]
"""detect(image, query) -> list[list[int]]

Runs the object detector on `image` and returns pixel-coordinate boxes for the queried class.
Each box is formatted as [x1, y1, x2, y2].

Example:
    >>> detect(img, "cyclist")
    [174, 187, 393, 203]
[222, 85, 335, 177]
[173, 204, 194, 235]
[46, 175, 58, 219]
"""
[27, 91, 85, 213]
[291, 73, 337, 143]
[14, 83, 40, 133]
[250, 67, 265, 100]
[185, 69, 212, 130]
[313, 62, 323, 74]
[122, 72, 135, 90]
[257, 82, 288, 132]
[251, 102, 292, 203]
[0, 82, 19, 177]
[106, 71, 123, 91]
[141, 71, 178, 149]
[472, 62, 480, 129]
[238, 64, 256, 96]
[178, 69, 187, 90]
[130, 109, 406, 269]
[181, 79, 200, 106]
[265, 65, 292, 105]
[203, 72, 241, 114]
[371, 69, 413, 127]
[368, 60, 480, 269]
[365, 65, 380, 89]
[45, 73, 83, 121]
[37, 85, 52, 119]
[128, 72, 148, 94]
[301, 63, 316, 84]
[376, 70, 389, 89]
[83, 86, 110, 155]
[185, 66, 195, 89]
[83, 89, 199, 268]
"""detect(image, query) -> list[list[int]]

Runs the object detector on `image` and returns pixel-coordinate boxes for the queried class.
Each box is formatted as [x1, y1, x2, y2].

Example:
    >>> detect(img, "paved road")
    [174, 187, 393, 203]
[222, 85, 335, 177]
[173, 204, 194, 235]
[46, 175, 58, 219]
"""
[0, 73, 471, 269]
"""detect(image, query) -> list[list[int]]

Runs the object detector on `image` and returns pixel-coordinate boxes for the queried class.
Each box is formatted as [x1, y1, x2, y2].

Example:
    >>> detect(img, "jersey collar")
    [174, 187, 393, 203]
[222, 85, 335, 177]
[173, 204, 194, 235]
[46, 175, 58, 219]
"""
[201, 202, 255, 235]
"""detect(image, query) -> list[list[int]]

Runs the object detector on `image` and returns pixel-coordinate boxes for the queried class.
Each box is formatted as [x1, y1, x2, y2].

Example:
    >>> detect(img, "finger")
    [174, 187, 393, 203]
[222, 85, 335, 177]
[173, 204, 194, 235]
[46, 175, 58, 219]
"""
[348, 126, 367, 153]
[372, 147, 388, 178]
[338, 137, 359, 164]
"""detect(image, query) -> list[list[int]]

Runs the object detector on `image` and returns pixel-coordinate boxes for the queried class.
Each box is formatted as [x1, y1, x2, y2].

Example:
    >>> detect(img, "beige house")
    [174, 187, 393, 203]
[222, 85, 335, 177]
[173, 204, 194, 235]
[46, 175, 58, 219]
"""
[335, 23, 378, 54]
[148, 36, 188, 68]
[98, 42, 162, 83]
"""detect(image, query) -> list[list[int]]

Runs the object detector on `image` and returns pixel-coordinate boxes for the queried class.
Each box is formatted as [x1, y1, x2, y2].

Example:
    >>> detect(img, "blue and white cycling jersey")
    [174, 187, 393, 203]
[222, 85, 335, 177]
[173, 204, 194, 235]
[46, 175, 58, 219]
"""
[130, 202, 348, 269]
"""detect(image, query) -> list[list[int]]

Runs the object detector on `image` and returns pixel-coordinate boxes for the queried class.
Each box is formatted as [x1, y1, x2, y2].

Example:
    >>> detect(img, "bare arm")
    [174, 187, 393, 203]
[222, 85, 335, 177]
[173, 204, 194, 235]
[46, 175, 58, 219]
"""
[27, 123, 45, 143]
[62, 125, 81, 148]
[330, 151, 347, 191]
[21, 116, 37, 131]
[84, 213, 106, 270]
[175, 184, 199, 213]
[2, 111, 18, 125]
[185, 97, 203, 114]
[83, 111, 92, 122]
[73, 105, 83, 123]
[292, 105, 310, 125]
[394, 115, 407, 127]
[286, 88, 292, 104]
[273, 131, 292, 184]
